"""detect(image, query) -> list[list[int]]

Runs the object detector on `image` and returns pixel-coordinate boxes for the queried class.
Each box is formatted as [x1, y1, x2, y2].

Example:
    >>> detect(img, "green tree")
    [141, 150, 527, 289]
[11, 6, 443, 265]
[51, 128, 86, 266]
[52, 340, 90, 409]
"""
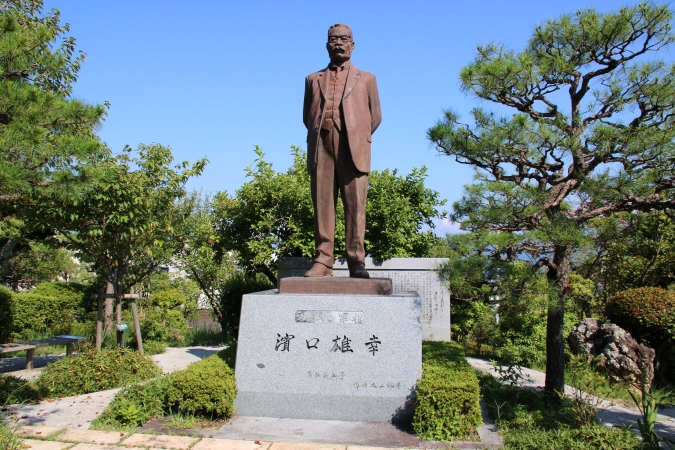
[428, 3, 675, 396]
[41, 144, 206, 336]
[0, 238, 76, 290]
[0, 0, 108, 267]
[215, 146, 446, 285]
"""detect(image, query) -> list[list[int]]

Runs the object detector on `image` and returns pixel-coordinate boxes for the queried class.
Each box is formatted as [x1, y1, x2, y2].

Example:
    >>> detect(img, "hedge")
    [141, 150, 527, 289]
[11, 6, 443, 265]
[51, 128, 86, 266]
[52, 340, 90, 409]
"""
[607, 287, 675, 346]
[412, 341, 482, 441]
[0, 282, 91, 340]
[167, 354, 237, 418]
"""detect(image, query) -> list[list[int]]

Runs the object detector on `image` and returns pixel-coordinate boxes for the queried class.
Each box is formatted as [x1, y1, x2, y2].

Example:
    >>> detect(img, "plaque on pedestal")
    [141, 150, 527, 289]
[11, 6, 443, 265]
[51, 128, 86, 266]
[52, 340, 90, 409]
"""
[234, 289, 422, 423]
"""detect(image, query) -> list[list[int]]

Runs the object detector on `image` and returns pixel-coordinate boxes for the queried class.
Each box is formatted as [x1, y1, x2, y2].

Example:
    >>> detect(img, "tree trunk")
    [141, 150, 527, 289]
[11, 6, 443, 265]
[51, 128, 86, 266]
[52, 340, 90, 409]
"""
[544, 244, 572, 398]
[104, 282, 114, 333]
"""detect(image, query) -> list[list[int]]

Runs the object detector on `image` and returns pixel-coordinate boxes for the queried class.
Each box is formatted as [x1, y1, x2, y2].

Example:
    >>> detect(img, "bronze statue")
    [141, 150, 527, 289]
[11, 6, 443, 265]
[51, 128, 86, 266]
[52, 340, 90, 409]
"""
[303, 23, 382, 279]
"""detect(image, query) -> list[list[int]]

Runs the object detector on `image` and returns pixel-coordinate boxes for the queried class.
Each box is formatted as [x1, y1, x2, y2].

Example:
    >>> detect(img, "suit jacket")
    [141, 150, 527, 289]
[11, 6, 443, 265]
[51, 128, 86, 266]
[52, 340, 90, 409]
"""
[303, 63, 382, 174]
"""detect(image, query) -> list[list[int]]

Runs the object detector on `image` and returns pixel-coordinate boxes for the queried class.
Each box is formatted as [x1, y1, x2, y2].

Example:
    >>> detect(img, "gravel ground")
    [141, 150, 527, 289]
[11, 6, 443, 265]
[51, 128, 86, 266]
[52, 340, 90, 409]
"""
[0, 346, 224, 430]
[467, 357, 675, 442]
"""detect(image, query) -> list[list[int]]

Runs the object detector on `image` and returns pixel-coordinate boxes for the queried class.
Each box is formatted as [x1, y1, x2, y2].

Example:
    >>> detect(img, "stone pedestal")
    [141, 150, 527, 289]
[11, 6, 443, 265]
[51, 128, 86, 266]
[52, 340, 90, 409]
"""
[278, 277, 393, 295]
[278, 257, 451, 340]
[234, 290, 422, 422]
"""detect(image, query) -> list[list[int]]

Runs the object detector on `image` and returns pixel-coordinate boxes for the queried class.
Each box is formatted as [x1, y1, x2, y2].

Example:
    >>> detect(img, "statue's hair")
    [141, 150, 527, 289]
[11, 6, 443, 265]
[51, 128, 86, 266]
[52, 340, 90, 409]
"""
[327, 23, 353, 40]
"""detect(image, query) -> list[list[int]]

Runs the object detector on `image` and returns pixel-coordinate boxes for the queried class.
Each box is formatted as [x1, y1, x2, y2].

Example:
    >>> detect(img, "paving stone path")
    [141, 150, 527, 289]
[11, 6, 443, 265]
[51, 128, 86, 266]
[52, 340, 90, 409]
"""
[467, 357, 675, 443]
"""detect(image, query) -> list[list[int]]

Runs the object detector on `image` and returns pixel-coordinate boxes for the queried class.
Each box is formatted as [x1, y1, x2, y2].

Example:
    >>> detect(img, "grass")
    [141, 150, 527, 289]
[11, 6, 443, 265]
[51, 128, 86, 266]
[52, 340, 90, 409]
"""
[479, 372, 642, 449]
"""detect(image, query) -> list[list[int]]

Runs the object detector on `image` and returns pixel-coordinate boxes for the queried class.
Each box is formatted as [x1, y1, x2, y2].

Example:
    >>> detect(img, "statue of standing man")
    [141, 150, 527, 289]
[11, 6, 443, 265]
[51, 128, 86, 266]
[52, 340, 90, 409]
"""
[303, 23, 382, 279]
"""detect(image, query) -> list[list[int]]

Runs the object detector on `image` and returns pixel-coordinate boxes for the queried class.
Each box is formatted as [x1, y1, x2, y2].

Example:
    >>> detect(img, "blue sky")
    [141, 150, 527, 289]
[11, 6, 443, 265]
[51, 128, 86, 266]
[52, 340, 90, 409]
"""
[45, 0, 634, 235]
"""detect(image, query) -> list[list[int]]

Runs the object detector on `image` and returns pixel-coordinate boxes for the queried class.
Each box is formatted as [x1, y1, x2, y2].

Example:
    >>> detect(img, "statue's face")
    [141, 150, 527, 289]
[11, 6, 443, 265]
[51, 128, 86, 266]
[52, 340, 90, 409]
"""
[326, 26, 354, 64]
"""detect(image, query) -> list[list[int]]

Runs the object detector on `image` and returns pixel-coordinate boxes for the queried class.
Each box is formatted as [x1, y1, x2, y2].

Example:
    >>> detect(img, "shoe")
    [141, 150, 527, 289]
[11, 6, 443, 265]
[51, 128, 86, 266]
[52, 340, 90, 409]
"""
[304, 263, 332, 277]
[349, 263, 370, 279]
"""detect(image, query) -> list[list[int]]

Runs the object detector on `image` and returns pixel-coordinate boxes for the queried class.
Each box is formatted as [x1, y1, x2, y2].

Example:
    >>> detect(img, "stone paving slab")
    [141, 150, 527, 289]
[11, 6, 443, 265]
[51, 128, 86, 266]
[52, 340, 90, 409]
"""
[192, 438, 271, 449]
[15, 425, 64, 438]
[346, 446, 408, 450]
[268, 443, 346, 450]
[122, 433, 199, 449]
[19, 439, 72, 450]
[69, 444, 147, 450]
[56, 428, 124, 444]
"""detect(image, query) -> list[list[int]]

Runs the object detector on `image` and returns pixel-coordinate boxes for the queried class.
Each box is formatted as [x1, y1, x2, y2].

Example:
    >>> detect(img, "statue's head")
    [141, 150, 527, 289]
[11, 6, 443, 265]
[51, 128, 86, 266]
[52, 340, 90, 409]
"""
[326, 23, 354, 64]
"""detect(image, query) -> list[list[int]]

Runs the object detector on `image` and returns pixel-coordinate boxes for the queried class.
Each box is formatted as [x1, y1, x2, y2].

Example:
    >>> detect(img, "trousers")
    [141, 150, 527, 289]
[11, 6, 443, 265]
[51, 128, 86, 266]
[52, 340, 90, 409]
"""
[311, 125, 368, 268]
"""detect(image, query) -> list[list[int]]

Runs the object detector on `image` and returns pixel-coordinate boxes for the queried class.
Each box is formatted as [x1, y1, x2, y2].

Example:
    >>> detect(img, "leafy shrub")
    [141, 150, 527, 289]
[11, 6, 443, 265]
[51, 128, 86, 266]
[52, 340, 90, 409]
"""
[607, 287, 675, 347]
[140, 309, 189, 342]
[217, 273, 273, 336]
[216, 343, 237, 369]
[412, 341, 482, 440]
[167, 355, 236, 418]
[479, 372, 641, 449]
[0, 286, 13, 342]
[143, 341, 167, 355]
[92, 375, 171, 429]
[35, 346, 161, 398]
[0, 282, 91, 339]
[0, 374, 39, 404]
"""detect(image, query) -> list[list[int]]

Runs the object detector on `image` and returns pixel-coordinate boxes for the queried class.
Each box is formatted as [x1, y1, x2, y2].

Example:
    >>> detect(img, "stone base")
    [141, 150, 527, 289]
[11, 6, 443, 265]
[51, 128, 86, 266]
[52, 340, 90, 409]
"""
[278, 277, 393, 295]
[234, 290, 422, 423]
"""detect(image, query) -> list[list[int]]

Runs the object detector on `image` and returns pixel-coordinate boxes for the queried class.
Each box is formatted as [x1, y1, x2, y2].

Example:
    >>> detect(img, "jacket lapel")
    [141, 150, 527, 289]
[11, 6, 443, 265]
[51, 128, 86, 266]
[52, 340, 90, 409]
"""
[318, 67, 329, 99]
[343, 65, 360, 99]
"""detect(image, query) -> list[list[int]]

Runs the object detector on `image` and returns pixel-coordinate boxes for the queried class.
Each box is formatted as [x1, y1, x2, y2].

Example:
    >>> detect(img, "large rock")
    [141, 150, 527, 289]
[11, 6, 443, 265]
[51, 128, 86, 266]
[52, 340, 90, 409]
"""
[568, 318, 655, 388]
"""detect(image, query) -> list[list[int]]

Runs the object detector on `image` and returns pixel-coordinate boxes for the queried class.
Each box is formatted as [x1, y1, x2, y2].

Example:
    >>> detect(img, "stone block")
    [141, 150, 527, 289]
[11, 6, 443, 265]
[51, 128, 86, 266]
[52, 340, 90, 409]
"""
[268, 443, 346, 450]
[278, 277, 392, 295]
[18, 439, 70, 450]
[278, 257, 450, 340]
[14, 425, 63, 438]
[192, 438, 270, 450]
[235, 290, 421, 422]
[69, 444, 147, 450]
[121, 433, 198, 449]
[56, 428, 122, 444]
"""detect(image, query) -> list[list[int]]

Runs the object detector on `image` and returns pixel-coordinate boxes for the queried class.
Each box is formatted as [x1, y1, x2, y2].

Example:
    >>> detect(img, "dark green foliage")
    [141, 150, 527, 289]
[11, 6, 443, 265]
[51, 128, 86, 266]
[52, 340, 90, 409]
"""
[607, 287, 675, 347]
[366, 167, 445, 260]
[213, 147, 446, 285]
[479, 373, 640, 449]
[92, 375, 171, 429]
[429, 2, 675, 396]
[0, 374, 39, 404]
[35, 347, 161, 398]
[167, 355, 236, 419]
[0, 286, 13, 342]
[217, 273, 273, 336]
[140, 309, 189, 343]
[216, 343, 237, 369]
[412, 341, 482, 440]
[7, 282, 92, 339]
[142, 340, 167, 355]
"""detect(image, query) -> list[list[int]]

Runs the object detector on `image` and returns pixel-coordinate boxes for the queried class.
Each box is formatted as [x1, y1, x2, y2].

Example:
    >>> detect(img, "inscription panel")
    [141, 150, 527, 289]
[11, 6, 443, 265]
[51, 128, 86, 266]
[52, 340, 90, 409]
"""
[295, 310, 364, 324]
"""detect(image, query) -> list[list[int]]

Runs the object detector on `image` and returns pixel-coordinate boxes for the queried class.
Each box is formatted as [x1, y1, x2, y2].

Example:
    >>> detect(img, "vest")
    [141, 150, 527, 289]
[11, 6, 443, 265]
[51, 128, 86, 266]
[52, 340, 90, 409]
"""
[322, 65, 348, 131]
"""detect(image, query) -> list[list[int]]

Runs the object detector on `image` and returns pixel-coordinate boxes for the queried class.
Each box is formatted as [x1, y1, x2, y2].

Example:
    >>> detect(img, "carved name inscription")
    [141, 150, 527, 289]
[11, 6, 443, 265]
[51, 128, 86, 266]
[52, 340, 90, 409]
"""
[295, 310, 364, 324]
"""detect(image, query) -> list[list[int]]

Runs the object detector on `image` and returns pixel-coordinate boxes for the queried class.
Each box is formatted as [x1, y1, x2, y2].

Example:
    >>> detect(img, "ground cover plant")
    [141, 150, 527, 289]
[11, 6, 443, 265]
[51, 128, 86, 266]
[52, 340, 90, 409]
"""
[35, 346, 160, 398]
[479, 372, 641, 449]
[0, 421, 21, 450]
[412, 341, 482, 441]
[91, 347, 236, 430]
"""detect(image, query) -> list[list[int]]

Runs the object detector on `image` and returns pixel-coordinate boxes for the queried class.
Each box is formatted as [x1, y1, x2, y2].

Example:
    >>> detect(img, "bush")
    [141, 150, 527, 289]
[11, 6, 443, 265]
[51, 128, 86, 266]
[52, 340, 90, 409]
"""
[216, 343, 237, 369]
[140, 309, 189, 343]
[607, 287, 675, 347]
[4, 282, 93, 340]
[143, 341, 167, 355]
[167, 355, 236, 418]
[217, 273, 273, 336]
[0, 374, 39, 404]
[412, 341, 482, 440]
[479, 372, 641, 449]
[0, 286, 13, 342]
[35, 346, 161, 398]
[92, 375, 171, 429]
